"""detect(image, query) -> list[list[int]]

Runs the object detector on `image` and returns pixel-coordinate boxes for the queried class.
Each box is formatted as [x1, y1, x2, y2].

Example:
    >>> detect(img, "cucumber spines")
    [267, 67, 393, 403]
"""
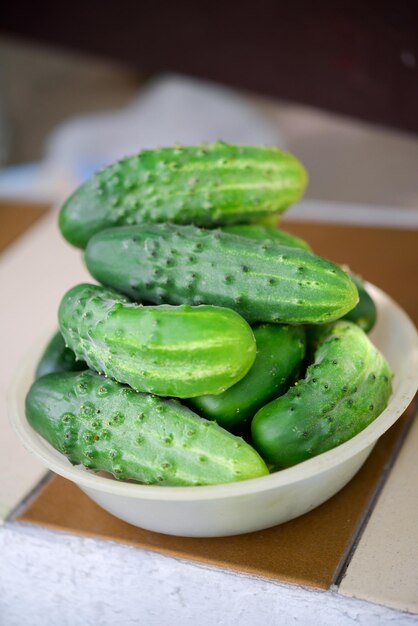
[251, 321, 393, 468]
[58, 283, 256, 398]
[59, 143, 307, 248]
[85, 223, 358, 325]
[26, 371, 269, 485]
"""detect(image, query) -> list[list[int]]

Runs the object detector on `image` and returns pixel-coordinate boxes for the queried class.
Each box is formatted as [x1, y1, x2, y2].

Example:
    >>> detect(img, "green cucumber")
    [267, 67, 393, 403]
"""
[35, 331, 86, 379]
[251, 321, 393, 469]
[222, 224, 312, 251]
[59, 142, 307, 248]
[26, 371, 269, 485]
[224, 230, 375, 332]
[341, 272, 377, 333]
[189, 324, 306, 433]
[58, 283, 256, 398]
[254, 214, 281, 227]
[85, 223, 358, 325]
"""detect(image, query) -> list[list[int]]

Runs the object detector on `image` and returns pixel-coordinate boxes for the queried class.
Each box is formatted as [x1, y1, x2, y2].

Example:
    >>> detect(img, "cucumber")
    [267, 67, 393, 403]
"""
[59, 142, 307, 248]
[255, 214, 281, 227]
[221, 224, 312, 251]
[58, 283, 256, 398]
[224, 229, 375, 332]
[341, 272, 377, 333]
[85, 223, 358, 325]
[251, 321, 393, 469]
[189, 324, 306, 433]
[35, 331, 86, 379]
[25, 371, 269, 485]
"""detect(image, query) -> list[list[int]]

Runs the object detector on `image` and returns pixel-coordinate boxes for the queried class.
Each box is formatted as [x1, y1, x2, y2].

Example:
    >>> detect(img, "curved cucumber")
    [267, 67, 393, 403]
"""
[35, 331, 86, 379]
[189, 324, 306, 433]
[85, 223, 358, 325]
[221, 224, 312, 252]
[59, 142, 307, 248]
[251, 321, 393, 469]
[342, 272, 377, 333]
[26, 371, 269, 485]
[58, 283, 256, 398]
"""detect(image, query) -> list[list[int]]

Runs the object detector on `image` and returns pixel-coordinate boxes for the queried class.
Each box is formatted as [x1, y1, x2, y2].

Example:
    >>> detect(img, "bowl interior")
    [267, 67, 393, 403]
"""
[8, 284, 418, 502]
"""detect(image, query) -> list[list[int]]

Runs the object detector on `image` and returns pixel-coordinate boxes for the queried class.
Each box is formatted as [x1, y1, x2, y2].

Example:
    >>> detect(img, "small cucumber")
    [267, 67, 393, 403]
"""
[25, 371, 269, 485]
[341, 272, 377, 333]
[35, 331, 86, 379]
[221, 224, 312, 251]
[251, 321, 393, 469]
[85, 223, 358, 325]
[189, 324, 306, 433]
[59, 142, 307, 248]
[58, 283, 256, 398]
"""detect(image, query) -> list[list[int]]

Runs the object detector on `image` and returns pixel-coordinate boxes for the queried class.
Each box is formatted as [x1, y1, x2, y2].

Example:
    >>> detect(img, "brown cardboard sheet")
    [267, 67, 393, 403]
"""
[7, 207, 417, 590]
[0, 200, 49, 252]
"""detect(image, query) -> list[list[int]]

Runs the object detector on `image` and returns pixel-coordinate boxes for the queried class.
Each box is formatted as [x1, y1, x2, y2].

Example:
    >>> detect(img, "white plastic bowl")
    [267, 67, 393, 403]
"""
[9, 284, 418, 537]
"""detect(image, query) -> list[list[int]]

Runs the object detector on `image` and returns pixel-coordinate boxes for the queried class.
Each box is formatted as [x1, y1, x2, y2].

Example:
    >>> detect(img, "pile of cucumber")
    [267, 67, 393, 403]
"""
[25, 143, 392, 486]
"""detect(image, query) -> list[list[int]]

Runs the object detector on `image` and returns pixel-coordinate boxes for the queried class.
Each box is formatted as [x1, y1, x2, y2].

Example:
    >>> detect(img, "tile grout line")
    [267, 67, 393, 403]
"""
[331, 398, 418, 589]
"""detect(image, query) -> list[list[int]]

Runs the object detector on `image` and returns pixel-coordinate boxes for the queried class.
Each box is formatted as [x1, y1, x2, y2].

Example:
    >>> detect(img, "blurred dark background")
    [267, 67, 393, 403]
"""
[2, 0, 418, 133]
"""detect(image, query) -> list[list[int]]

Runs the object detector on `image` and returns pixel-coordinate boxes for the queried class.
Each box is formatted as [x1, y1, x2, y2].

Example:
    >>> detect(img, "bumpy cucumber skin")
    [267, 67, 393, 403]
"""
[85, 223, 358, 325]
[35, 331, 86, 379]
[223, 229, 376, 333]
[59, 142, 308, 248]
[26, 371, 269, 485]
[251, 321, 393, 469]
[341, 273, 377, 333]
[58, 283, 256, 398]
[189, 324, 306, 433]
[222, 224, 312, 252]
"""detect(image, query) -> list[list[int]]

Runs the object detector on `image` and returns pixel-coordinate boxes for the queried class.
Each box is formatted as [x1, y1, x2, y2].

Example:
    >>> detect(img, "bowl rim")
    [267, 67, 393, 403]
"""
[8, 283, 418, 502]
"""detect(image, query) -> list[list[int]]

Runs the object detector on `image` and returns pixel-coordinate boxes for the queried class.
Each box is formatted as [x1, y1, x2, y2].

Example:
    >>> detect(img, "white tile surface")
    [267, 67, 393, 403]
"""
[339, 413, 418, 613]
[0, 209, 89, 520]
